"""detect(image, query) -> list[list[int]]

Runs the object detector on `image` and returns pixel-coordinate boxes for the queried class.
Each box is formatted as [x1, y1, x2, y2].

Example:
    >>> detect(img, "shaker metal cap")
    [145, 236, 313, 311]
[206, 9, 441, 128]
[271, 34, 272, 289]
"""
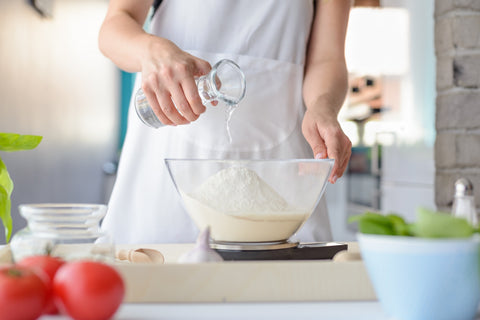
[455, 178, 474, 196]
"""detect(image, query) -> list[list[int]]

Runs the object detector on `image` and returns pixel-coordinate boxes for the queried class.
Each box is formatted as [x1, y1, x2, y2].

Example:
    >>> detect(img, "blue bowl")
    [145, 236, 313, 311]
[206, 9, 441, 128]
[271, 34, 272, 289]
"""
[358, 234, 480, 320]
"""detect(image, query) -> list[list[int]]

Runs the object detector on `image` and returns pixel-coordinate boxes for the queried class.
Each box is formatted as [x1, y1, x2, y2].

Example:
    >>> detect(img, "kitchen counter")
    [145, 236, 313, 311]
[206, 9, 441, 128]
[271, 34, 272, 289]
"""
[39, 301, 390, 320]
[2, 243, 376, 305]
[3, 245, 480, 319]
[1, 242, 389, 319]
[2, 242, 392, 319]
[39, 301, 480, 320]
[2, 243, 375, 303]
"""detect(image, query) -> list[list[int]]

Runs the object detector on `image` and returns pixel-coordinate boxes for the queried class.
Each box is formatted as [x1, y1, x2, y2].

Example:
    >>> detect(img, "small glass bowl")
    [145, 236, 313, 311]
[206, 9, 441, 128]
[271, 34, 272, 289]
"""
[10, 203, 114, 262]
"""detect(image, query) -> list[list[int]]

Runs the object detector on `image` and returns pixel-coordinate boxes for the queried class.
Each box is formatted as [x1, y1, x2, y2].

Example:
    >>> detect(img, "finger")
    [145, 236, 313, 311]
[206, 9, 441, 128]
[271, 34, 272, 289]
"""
[337, 144, 352, 179]
[304, 126, 328, 160]
[156, 89, 189, 125]
[329, 162, 339, 184]
[322, 139, 343, 184]
[170, 83, 199, 122]
[194, 59, 212, 77]
[142, 86, 174, 126]
[213, 75, 222, 91]
[333, 136, 352, 180]
[324, 137, 351, 184]
[326, 147, 342, 184]
[181, 78, 206, 116]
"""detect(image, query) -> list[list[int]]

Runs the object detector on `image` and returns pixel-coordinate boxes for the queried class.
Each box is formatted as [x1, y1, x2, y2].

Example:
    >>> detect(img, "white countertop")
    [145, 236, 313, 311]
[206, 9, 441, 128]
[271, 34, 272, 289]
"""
[40, 302, 389, 320]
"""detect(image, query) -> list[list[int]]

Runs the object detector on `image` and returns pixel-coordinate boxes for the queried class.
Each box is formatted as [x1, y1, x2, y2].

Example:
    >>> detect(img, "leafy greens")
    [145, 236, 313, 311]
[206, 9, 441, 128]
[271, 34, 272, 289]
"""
[349, 207, 478, 239]
[0, 133, 42, 242]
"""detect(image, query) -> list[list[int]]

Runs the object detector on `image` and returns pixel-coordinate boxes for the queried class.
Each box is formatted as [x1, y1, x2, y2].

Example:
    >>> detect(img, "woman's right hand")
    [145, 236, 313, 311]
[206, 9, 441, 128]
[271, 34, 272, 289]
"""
[140, 37, 212, 126]
[98, 0, 211, 126]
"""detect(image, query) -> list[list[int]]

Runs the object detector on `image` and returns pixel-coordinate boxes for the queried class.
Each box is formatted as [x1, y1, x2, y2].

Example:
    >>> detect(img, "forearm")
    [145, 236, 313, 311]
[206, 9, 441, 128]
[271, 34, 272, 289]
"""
[302, 58, 348, 120]
[299, 0, 351, 181]
[301, 57, 351, 182]
[98, 0, 212, 126]
[97, 0, 178, 74]
[98, 12, 151, 72]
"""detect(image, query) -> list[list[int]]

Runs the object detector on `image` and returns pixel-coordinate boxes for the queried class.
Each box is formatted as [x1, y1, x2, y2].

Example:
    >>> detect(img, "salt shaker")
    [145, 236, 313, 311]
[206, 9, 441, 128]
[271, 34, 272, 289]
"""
[452, 178, 478, 226]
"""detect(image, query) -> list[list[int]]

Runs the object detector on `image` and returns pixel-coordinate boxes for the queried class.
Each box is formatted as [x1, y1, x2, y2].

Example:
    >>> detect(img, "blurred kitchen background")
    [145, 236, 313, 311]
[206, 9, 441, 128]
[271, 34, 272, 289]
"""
[329, 0, 436, 240]
[1, 0, 476, 244]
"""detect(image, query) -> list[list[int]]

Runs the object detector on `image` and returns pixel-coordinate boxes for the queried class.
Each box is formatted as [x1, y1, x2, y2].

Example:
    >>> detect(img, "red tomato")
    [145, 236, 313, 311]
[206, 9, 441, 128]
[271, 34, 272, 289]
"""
[53, 261, 125, 320]
[18, 255, 65, 314]
[0, 265, 49, 320]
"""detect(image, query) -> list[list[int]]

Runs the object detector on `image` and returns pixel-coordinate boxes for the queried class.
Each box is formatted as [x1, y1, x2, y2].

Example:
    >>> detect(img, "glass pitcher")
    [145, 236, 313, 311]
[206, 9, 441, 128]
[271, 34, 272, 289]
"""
[135, 59, 246, 129]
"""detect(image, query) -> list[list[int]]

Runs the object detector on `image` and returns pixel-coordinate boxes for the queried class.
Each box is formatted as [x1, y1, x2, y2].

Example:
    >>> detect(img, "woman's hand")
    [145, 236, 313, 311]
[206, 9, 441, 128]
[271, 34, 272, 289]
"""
[302, 0, 352, 184]
[98, 0, 212, 126]
[140, 38, 211, 126]
[302, 109, 352, 184]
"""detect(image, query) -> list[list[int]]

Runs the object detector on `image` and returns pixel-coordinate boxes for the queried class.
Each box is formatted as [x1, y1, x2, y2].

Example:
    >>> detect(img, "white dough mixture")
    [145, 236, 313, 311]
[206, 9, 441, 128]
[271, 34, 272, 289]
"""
[182, 166, 309, 242]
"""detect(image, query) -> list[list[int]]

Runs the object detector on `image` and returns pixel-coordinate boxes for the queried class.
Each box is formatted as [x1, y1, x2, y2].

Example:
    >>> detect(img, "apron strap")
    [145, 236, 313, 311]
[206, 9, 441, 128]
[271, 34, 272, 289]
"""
[153, 0, 163, 15]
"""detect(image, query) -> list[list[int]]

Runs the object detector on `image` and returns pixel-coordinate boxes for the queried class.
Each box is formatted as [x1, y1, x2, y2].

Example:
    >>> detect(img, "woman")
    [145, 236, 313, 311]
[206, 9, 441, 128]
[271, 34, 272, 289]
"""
[98, 0, 352, 244]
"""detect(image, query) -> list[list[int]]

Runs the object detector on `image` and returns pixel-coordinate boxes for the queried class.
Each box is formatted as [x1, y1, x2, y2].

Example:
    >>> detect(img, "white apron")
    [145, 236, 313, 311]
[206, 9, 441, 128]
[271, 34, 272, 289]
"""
[102, 0, 333, 244]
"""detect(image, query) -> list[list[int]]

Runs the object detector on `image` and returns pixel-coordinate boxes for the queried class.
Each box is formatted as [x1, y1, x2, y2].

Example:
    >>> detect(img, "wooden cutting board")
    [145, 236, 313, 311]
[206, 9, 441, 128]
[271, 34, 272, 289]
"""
[0, 243, 376, 303]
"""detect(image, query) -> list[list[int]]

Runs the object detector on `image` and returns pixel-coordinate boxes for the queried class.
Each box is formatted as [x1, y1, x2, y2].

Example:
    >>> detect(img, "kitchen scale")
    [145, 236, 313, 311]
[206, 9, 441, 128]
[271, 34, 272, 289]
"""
[165, 156, 341, 262]
[212, 240, 348, 261]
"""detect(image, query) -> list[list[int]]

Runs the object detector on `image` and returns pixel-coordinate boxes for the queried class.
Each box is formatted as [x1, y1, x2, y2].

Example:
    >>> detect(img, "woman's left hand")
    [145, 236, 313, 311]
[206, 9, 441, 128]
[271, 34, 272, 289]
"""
[302, 109, 352, 184]
[301, 0, 352, 184]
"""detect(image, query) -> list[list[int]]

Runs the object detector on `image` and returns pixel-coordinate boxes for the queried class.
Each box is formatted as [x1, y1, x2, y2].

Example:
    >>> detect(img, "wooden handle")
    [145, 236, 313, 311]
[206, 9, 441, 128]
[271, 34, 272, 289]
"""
[116, 248, 164, 264]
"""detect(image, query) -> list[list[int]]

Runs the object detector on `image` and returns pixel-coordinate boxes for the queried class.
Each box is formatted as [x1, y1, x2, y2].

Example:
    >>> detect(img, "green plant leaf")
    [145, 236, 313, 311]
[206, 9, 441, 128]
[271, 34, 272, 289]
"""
[0, 157, 13, 196]
[0, 158, 13, 242]
[0, 185, 12, 242]
[413, 207, 475, 238]
[349, 212, 396, 235]
[0, 133, 42, 152]
[348, 211, 385, 224]
[358, 218, 396, 235]
[350, 207, 476, 239]
[386, 214, 412, 236]
[0, 133, 42, 243]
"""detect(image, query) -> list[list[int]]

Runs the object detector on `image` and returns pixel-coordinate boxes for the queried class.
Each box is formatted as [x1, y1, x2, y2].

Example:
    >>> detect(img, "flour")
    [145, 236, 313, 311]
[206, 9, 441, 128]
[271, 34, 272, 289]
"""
[190, 166, 290, 215]
[182, 166, 309, 242]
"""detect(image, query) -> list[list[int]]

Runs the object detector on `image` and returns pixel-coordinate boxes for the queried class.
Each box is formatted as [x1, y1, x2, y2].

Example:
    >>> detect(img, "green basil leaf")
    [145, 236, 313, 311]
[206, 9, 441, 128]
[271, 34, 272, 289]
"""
[0, 185, 12, 242]
[348, 211, 388, 224]
[0, 158, 13, 242]
[349, 212, 396, 235]
[0, 133, 41, 243]
[0, 157, 13, 196]
[386, 214, 405, 225]
[0, 133, 42, 152]
[358, 218, 396, 235]
[414, 207, 475, 238]
[386, 214, 412, 236]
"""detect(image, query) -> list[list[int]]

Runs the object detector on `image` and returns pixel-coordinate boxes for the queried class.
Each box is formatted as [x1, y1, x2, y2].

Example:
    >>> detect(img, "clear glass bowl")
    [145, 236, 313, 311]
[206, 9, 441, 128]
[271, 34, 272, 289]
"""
[165, 159, 334, 245]
[10, 204, 114, 262]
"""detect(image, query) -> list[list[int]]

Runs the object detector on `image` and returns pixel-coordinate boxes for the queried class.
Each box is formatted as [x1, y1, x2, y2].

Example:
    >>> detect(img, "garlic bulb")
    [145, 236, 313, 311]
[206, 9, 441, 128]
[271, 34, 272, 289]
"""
[178, 227, 224, 263]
